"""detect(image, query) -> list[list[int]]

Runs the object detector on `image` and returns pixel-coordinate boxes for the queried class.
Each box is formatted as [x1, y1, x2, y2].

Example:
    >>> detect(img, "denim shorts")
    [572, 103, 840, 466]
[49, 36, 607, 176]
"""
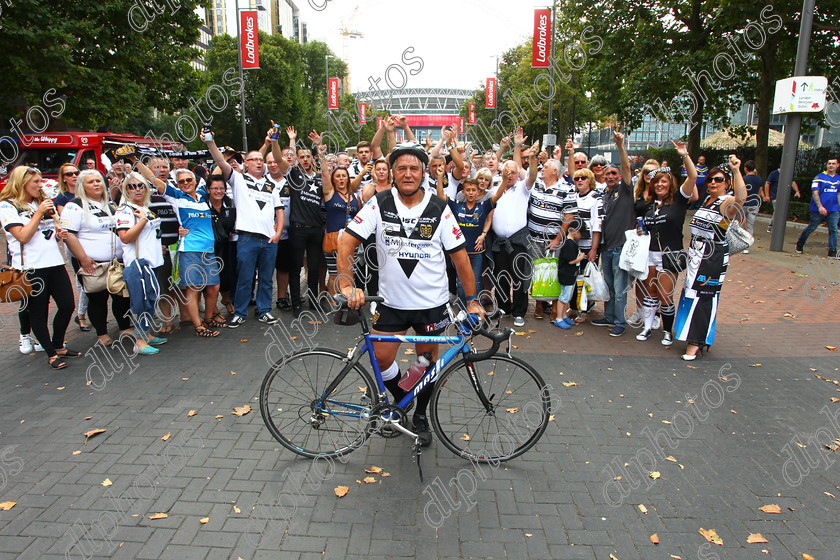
[558, 283, 574, 304]
[178, 251, 220, 288]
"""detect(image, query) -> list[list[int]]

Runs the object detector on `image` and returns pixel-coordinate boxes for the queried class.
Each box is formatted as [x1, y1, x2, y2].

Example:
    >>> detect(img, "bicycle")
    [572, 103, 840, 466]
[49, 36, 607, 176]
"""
[259, 295, 552, 467]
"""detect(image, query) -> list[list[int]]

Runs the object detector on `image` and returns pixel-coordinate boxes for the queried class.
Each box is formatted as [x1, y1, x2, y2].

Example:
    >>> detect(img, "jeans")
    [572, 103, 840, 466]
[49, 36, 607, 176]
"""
[797, 210, 839, 253]
[601, 247, 628, 327]
[457, 252, 484, 310]
[234, 233, 278, 317]
[743, 205, 759, 236]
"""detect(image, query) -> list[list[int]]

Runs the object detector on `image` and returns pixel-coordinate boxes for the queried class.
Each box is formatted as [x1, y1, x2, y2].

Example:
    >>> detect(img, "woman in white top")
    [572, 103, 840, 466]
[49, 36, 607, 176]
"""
[115, 172, 166, 354]
[0, 166, 79, 369]
[60, 170, 132, 346]
[54, 162, 91, 332]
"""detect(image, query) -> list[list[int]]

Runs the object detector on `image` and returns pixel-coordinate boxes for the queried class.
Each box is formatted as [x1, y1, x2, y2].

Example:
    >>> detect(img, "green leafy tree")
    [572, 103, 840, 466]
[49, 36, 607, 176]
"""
[0, 0, 202, 129]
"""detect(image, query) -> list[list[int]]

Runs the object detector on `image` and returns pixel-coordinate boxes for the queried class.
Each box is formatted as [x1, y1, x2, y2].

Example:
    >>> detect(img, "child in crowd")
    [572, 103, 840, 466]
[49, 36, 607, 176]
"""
[553, 220, 587, 329]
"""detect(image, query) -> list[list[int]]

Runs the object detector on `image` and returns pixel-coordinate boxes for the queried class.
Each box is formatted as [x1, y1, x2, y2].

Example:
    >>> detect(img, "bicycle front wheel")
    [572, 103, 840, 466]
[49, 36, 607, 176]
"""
[260, 347, 377, 459]
[430, 354, 550, 462]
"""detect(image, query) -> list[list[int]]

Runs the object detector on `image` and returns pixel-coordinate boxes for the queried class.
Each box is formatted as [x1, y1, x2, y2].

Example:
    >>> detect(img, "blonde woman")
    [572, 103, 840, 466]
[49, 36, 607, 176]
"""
[0, 166, 79, 369]
[55, 162, 90, 331]
[60, 170, 132, 346]
[115, 172, 167, 354]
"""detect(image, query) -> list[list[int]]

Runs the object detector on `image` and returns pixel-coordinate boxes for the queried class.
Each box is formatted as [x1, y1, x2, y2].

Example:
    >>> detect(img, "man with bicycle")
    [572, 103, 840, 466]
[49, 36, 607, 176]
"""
[337, 142, 485, 446]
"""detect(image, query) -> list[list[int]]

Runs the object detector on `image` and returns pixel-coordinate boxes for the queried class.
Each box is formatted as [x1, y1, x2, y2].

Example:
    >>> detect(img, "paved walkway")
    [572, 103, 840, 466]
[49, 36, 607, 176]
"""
[1, 215, 839, 559]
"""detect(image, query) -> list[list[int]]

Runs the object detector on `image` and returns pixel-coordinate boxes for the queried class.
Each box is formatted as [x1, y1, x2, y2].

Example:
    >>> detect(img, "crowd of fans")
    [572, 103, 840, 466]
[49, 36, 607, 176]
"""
[3, 114, 837, 369]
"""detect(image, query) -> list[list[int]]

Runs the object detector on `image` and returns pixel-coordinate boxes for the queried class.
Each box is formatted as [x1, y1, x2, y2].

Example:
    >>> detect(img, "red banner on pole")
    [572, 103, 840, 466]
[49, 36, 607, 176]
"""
[377, 117, 384, 130]
[358, 102, 367, 124]
[531, 9, 551, 68]
[240, 11, 260, 69]
[485, 78, 496, 109]
[468, 103, 476, 124]
[328, 78, 339, 110]
[457, 117, 465, 134]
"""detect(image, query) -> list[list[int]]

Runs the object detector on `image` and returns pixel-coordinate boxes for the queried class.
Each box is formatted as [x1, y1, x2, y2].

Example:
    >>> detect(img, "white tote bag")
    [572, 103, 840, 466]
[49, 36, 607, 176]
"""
[619, 230, 650, 280]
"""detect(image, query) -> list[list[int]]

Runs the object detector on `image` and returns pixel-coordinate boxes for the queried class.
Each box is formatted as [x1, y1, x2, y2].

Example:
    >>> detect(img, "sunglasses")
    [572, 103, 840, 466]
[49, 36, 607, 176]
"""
[246, 157, 264, 162]
[177, 178, 195, 185]
[605, 171, 619, 175]
[591, 163, 605, 167]
[126, 183, 146, 190]
[26, 167, 41, 175]
[64, 170, 80, 177]
[574, 160, 587, 165]
[709, 176, 728, 184]
[573, 177, 588, 181]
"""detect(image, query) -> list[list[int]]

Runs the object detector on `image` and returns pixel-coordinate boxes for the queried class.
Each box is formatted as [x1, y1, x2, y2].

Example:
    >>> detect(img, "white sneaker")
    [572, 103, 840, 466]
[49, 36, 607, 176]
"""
[636, 328, 652, 341]
[661, 331, 674, 346]
[628, 308, 642, 324]
[652, 315, 661, 330]
[34, 340, 44, 352]
[19, 334, 33, 354]
[743, 249, 750, 254]
[513, 316, 525, 327]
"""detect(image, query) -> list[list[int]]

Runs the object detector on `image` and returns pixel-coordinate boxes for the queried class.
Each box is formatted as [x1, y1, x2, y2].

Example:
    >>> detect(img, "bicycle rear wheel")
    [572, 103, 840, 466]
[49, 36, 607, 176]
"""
[260, 347, 377, 459]
[430, 354, 550, 462]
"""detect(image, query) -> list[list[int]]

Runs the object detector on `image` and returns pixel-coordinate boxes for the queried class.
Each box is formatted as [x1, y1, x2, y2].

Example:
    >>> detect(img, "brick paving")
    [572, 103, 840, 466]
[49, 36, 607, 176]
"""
[1, 216, 839, 559]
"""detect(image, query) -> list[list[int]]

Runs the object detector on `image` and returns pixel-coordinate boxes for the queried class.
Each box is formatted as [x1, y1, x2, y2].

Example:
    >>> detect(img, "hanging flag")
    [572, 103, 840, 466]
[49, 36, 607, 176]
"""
[328, 78, 339, 110]
[240, 11, 260, 69]
[486, 78, 496, 109]
[532, 9, 552, 68]
[358, 102, 367, 124]
[457, 117, 465, 134]
[468, 103, 476, 124]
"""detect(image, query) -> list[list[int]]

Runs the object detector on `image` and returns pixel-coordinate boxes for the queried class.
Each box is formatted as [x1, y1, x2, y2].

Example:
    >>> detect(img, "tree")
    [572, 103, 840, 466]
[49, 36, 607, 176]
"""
[0, 0, 202, 130]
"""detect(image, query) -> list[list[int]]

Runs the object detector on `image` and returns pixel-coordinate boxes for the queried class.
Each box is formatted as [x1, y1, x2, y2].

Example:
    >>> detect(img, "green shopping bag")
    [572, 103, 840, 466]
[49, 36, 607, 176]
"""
[531, 252, 561, 301]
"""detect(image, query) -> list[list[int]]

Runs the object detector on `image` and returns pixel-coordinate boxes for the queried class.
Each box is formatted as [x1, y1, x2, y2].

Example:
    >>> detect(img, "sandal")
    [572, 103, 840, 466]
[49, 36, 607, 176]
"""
[222, 300, 235, 314]
[204, 313, 227, 328]
[56, 349, 81, 358]
[194, 326, 219, 338]
[49, 356, 68, 370]
[159, 323, 174, 334]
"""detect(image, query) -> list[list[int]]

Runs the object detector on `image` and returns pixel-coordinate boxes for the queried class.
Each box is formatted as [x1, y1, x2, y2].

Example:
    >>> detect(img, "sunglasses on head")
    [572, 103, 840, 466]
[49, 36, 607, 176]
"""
[26, 167, 41, 175]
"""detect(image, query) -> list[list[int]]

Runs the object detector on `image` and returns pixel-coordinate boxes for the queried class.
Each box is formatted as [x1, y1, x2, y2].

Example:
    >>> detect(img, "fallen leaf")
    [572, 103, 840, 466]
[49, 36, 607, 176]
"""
[826, 346, 837, 351]
[650, 533, 659, 544]
[400, 359, 409, 363]
[506, 408, 519, 413]
[562, 381, 577, 387]
[638, 504, 648, 514]
[57, 387, 65, 391]
[649, 471, 661, 480]
[199, 517, 209, 524]
[460, 434, 470, 441]
[609, 555, 618, 560]
[488, 371, 494, 376]
[215, 415, 224, 419]
[803, 555, 815, 560]
[824, 491, 836, 498]
[233, 506, 241, 513]
[548, 414, 555, 421]
[699, 527, 723, 545]
[613, 476, 622, 481]
[527, 329, 536, 333]
[358, 386, 367, 393]
[0, 501, 17, 510]
[505, 390, 512, 394]
[182, 377, 189, 381]
[404, 348, 415, 355]
[240, 339, 248, 343]
[731, 410, 738, 414]
[365, 466, 383, 474]
[670, 556, 682, 560]
[759, 504, 782, 514]
[831, 398, 839, 403]
[515, 331, 526, 336]
[232, 405, 252, 417]
[161, 433, 171, 442]
[686, 365, 699, 369]
[230, 371, 236, 375]
[525, 533, 532, 537]
[512, 345, 518, 349]
[148, 513, 168, 520]
[363, 476, 376, 484]
[747, 533, 769, 543]
[573, 331, 584, 336]
[381, 472, 391, 477]
[749, 363, 762, 367]
[665, 456, 677, 462]
[662, 420, 672, 424]
[101, 479, 113, 487]
[356, 480, 362, 484]
[83, 429, 106, 440]
[334, 486, 349, 497]
[72, 450, 81, 455]
[84, 417, 92, 420]
[187, 410, 197, 417]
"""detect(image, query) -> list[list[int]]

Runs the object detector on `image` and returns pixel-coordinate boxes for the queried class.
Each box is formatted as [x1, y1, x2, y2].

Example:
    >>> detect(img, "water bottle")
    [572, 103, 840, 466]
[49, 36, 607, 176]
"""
[398, 352, 433, 390]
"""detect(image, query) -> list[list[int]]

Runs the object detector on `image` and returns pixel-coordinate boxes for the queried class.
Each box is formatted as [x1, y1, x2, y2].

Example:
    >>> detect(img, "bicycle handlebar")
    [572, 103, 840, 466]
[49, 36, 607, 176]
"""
[333, 293, 384, 307]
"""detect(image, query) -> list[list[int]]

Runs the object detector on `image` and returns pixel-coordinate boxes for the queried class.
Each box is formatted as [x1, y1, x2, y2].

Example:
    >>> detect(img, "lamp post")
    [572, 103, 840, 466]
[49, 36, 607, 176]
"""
[326, 54, 334, 151]
[236, 1, 266, 152]
[585, 91, 592, 158]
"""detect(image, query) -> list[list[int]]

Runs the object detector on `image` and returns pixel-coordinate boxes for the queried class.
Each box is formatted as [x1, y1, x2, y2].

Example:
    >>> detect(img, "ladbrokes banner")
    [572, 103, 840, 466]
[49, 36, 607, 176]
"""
[240, 11, 259, 69]
[532, 9, 551, 68]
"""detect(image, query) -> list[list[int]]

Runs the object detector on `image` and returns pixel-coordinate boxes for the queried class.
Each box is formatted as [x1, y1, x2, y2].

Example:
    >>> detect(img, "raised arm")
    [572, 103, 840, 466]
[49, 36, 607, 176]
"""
[135, 160, 167, 194]
[396, 113, 416, 142]
[434, 165, 447, 201]
[447, 130, 466, 182]
[318, 144, 333, 200]
[202, 130, 232, 181]
[525, 141, 539, 189]
[491, 166, 515, 205]
[512, 127, 528, 181]
[350, 161, 373, 191]
[495, 135, 510, 164]
[673, 141, 696, 198]
[429, 126, 446, 158]
[269, 122, 290, 175]
[614, 130, 632, 186]
[370, 120, 387, 160]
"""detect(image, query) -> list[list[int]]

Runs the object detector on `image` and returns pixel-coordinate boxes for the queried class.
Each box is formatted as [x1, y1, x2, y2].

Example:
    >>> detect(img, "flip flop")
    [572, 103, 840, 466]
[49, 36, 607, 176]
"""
[159, 324, 174, 334]
[49, 356, 68, 370]
[57, 349, 82, 358]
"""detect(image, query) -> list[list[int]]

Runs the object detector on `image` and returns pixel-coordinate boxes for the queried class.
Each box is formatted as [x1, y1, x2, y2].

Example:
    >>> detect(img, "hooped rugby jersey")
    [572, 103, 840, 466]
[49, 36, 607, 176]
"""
[346, 188, 465, 310]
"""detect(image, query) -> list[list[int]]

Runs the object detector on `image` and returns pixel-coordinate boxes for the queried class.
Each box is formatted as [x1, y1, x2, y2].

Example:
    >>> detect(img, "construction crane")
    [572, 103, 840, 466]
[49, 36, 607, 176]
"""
[338, 4, 364, 91]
